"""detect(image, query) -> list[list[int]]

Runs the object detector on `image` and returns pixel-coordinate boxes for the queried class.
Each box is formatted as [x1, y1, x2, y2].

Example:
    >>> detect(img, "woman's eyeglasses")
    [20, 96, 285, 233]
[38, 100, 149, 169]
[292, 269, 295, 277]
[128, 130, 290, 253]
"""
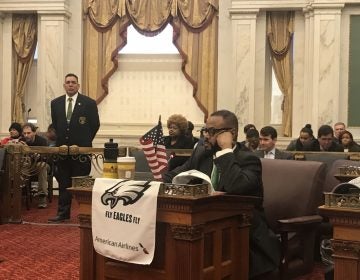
[200, 127, 232, 136]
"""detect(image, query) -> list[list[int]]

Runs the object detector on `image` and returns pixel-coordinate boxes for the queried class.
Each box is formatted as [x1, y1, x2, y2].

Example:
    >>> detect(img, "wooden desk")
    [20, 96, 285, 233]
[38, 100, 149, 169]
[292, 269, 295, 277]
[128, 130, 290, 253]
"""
[319, 206, 360, 280]
[70, 187, 258, 280]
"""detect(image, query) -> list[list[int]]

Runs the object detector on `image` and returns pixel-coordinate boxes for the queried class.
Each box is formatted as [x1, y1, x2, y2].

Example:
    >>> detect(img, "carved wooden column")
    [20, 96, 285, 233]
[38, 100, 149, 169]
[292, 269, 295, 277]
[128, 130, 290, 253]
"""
[319, 206, 360, 280]
[0, 145, 23, 224]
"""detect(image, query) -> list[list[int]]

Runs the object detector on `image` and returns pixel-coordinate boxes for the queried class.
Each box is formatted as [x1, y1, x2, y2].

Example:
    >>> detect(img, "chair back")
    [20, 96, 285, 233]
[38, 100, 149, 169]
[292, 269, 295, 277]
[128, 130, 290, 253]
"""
[261, 159, 326, 230]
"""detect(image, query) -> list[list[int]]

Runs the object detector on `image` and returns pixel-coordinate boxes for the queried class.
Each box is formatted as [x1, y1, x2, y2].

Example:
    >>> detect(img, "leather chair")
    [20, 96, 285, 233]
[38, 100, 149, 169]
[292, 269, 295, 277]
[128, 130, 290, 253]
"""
[130, 149, 154, 181]
[261, 159, 326, 279]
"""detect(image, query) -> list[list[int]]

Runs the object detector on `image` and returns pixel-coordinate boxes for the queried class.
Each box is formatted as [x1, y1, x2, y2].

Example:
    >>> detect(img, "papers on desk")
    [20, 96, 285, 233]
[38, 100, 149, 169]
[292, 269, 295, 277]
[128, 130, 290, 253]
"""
[92, 178, 161, 264]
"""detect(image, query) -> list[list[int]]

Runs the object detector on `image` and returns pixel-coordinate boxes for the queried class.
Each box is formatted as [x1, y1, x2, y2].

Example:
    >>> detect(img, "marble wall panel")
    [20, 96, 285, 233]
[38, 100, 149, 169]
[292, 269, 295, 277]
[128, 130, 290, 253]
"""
[98, 55, 205, 136]
[315, 15, 340, 126]
[231, 16, 257, 128]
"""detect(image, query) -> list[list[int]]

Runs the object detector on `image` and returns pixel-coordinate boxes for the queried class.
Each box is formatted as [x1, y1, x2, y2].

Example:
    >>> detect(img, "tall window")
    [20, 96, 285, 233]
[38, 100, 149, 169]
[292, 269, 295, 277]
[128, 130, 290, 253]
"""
[271, 68, 283, 124]
[120, 25, 178, 54]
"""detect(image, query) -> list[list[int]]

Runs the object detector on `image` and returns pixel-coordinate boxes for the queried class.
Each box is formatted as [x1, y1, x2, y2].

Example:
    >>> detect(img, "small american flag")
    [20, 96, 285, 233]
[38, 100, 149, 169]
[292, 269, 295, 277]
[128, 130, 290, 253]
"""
[139, 119, 168, 180]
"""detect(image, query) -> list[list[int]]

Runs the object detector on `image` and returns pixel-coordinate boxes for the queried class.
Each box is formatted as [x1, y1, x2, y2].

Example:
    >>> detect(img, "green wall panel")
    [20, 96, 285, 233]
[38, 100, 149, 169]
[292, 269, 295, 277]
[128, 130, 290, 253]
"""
[348, 15, 360, 126]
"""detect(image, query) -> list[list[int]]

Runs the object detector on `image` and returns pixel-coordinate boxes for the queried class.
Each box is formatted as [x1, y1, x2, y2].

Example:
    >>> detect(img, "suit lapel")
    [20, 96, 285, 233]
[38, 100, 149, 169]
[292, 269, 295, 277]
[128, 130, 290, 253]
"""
[59, 96, 67, 121]
[70, 94, 83, 123]
[72, 94, 82, 117]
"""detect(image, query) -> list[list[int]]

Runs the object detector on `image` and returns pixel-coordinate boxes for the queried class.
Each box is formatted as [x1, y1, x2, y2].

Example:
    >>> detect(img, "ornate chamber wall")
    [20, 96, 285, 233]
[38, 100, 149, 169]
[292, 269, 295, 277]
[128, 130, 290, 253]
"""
[1, 0, 360, 148]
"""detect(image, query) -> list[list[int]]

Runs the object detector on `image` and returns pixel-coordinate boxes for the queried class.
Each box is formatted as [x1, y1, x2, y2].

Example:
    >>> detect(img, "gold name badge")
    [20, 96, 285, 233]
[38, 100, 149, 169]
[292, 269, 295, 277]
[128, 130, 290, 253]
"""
[79, 116, 87, 124]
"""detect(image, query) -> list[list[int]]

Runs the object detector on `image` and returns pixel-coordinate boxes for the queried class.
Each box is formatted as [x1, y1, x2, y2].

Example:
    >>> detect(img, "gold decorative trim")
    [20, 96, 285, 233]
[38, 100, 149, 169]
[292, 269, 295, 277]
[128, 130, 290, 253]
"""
[72, 176, 95, 189]
[159, 183, 210, 197]
[170, 224, 204, 241]
[332, 239, 360, 258]
[324, 193, 360, 208]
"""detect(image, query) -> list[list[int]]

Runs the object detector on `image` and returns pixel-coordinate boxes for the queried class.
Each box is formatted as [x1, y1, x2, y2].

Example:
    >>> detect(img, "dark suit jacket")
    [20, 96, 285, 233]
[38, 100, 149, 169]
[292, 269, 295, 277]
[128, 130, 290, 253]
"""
[255, 148, 293, 160]
[164, 135, 195, 171]
[51, 93, 100, 147]
[163, 143, 280, 277]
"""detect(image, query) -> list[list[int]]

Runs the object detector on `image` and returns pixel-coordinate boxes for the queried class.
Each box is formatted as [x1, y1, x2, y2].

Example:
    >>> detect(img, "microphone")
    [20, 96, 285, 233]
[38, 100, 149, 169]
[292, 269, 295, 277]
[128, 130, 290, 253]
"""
[27, 108, 31, 121]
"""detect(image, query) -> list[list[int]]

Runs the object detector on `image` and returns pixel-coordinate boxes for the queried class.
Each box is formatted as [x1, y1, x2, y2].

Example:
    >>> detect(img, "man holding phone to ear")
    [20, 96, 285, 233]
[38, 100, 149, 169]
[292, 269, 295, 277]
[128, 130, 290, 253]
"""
[163, 109, 280, 279]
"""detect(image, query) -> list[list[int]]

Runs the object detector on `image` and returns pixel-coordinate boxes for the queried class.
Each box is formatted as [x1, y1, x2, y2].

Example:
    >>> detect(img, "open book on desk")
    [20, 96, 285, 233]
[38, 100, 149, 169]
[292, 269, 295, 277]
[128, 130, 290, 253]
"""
[172, 169, 215, 194]
[332, 176, 360, 195]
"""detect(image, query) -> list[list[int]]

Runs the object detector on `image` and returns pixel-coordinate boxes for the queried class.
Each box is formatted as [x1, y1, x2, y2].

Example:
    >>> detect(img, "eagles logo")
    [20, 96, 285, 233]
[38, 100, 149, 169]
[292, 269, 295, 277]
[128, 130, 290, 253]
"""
[101, 180, 151, 209]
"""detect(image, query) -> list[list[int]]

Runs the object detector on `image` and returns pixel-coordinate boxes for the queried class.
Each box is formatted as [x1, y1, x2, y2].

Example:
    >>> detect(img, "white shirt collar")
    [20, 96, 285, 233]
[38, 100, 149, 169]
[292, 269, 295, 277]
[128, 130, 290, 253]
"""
[264, 147, 276, 159]
[66, 92, 78, 103]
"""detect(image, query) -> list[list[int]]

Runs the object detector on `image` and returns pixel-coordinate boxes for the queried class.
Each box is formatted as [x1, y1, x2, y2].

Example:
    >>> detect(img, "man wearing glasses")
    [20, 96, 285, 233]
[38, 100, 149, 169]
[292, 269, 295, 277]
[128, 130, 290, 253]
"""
[163, 110, 280, 279]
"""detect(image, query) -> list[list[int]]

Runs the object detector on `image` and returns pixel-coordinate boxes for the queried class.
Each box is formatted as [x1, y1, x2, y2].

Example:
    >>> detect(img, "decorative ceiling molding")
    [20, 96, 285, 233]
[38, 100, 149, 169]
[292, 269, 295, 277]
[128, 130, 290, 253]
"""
[0, 0, 71, 17]
[230, 0, 355, 11]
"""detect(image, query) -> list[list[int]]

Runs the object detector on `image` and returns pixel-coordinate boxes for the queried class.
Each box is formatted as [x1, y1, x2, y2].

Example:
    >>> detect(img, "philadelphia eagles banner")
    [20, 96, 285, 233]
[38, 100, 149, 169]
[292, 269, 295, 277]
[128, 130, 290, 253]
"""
[92, 178, 161, 264]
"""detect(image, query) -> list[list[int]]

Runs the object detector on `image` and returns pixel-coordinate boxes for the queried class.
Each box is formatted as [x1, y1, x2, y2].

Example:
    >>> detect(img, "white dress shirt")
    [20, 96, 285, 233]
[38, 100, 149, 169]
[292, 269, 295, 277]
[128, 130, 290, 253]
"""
[264, 148, 276, 159]
[65, 92, 78, 116]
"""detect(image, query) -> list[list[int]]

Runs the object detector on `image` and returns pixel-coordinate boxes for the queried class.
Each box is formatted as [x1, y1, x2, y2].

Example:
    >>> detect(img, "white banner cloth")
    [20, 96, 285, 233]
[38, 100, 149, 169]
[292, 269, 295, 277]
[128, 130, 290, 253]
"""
[92, 178, 161, 264]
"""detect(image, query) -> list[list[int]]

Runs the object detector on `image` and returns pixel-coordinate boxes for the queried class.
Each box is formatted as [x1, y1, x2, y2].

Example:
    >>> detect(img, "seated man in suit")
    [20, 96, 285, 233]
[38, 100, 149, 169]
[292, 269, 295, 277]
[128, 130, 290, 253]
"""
[255, 126, 292, 159]
[22, 123, 49, 208]
[163, 110, 280, 279]
[317, 125, 344, 152]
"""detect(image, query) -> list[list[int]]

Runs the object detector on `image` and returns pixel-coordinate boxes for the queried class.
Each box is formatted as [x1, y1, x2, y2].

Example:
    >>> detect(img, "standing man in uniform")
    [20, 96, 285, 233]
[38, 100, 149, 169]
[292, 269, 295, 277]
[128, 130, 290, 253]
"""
[48, 73, 100, 223]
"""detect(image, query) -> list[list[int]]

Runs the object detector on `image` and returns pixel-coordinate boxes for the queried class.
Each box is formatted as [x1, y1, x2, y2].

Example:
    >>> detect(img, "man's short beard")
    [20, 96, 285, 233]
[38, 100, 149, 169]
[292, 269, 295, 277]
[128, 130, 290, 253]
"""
[203, 143, 218, 156]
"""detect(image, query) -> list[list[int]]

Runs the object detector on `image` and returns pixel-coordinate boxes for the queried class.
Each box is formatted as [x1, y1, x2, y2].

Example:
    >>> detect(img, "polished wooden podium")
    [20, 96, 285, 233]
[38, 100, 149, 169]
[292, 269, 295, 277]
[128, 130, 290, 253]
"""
[319, 206, 360, 280]
[70, 183, 259, 280]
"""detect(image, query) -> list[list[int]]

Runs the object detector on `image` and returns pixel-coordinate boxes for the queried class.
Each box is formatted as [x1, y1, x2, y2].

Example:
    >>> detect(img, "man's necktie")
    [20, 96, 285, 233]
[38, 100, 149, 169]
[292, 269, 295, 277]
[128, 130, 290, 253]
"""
[211, 164, 219, 190]
[66, 97, 73, 122]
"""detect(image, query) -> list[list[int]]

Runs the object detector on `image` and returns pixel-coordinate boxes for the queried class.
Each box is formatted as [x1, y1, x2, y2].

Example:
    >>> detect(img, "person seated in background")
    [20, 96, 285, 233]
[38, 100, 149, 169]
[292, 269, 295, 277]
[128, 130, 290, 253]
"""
[45, 124, 57, 146]
[164, 114, 194, 171]
[37, 124, 57, 146]
[240, 123, 256, 145]
[244, 128, 260, 152]
[185, 121, 199, 147]
[163, 110, 280, 279]
[339, 130, 360, 152]
[316, 125, 344, 152]
[333, 122, 346, 144]
[1, 122, 22, 145]
[255, 126, 292, 159]
[286, 124, 320, 151]
[22, 123, 49, 208]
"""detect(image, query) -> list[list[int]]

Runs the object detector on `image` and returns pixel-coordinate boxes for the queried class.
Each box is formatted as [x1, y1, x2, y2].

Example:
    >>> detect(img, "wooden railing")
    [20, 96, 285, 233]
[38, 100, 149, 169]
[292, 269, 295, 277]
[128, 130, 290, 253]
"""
[0, 144, 131, 224]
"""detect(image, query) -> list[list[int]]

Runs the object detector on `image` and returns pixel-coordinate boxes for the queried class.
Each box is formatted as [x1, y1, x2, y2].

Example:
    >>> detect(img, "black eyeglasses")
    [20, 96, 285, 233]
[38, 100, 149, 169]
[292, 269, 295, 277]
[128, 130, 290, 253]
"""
[200, 127, 233, 136]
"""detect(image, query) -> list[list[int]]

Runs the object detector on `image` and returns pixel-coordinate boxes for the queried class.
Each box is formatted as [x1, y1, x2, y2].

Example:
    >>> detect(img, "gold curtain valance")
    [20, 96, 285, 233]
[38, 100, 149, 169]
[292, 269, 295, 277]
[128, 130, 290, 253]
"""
[83, 0, 218, 120]
[12, 14, 37, 123]
[85, 0, 218, 33]
[267, 11, 294, 58]
[85, 0, 126, 31]
[12, 14, 37, 62]
[177, 0, 218, 31]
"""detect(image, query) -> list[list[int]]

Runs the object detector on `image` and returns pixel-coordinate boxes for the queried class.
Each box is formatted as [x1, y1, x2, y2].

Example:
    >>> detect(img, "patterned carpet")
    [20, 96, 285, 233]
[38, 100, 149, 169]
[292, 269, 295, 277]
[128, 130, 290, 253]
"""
[0, 197, 326, 280]
[0, 198, 80, 280]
